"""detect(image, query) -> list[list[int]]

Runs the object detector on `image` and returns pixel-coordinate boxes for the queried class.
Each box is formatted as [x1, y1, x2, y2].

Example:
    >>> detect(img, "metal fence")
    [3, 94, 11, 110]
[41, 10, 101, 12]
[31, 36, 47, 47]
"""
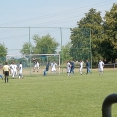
[0, 27, 92, 76]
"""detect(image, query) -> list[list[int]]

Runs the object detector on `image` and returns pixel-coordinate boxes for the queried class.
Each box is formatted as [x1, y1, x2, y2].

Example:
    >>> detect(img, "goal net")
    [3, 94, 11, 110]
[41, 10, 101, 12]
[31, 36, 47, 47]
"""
[6, 54, 60, 76]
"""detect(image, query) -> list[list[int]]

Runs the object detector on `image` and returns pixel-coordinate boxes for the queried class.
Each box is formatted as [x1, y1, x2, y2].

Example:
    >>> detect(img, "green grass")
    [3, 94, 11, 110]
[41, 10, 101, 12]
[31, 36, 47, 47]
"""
[0, 69, 117, 117]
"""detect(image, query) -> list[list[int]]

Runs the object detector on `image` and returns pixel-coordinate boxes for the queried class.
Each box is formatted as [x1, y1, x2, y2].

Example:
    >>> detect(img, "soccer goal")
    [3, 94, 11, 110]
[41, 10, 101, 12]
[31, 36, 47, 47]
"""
[6, 54, 60, 76]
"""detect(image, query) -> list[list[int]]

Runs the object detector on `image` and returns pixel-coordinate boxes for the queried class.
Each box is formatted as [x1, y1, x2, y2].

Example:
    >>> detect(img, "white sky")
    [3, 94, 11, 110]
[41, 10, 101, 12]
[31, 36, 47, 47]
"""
[0, 0, 117, 54]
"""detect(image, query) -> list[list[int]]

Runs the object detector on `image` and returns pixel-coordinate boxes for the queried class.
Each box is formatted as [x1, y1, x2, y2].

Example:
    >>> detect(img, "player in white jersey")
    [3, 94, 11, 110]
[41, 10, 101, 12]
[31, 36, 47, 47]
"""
[9, 62, 13, 77]
[66, 61, 71, 76]
[12, 62, 18, 78]
[51, 62, 57, 73]
[32, 58, 40, 72]
[33, 61, 39, 72]
[98, 59, 104, 74]
[18, 62, 23, 79]
[79, 60, 83, 75]
[36, 61, 40, 72]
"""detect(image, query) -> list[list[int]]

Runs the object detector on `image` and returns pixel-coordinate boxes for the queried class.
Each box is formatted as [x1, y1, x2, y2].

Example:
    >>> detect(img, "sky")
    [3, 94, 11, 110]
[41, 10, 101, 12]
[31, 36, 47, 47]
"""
[0, 0, 117, 55]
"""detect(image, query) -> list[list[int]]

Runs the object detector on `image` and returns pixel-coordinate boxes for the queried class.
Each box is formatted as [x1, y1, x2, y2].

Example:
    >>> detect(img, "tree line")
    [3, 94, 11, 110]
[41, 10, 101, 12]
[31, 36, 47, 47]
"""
[0, 3, 117, 66]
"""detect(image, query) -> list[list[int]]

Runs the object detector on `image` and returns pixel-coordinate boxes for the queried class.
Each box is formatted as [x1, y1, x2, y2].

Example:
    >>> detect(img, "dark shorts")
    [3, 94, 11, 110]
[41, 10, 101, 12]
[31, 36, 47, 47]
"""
[4, 71, 9, 76]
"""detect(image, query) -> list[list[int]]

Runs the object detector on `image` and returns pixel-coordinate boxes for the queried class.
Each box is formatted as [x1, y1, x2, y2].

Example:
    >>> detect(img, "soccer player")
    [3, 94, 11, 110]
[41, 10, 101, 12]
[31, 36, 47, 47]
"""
[66, 61, 71, 76]
[32, 58, 36, 72]
[43, 62, 49, 76]
[51, 61, 57, 74]
[3, 62, 10, 83]
[86, 60, 91, 74]
[18, 62, 23, 79]
[32, 58, 39, 72]
[98, 59, 104, 74]
[12, 62, 18, 78]
[79, 60, 83, 75]
[70, 60, 75, 74]
[0, 74, 3, 79]
[9, 62, 13, 77]
[36, 61, 40, 72]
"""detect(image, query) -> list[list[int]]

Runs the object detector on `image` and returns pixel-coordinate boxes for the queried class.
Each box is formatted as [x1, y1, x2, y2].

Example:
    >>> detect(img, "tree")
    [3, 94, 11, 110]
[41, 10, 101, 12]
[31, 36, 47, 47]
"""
[70, 28, 91, 61]
[102, 3, 117, 63]
[32, 34, 59, 54]
[60, 42, 73, 63]
[70, 8, 103, 65]
[20, 42, 34, 55]
[0, 43, 7, 63]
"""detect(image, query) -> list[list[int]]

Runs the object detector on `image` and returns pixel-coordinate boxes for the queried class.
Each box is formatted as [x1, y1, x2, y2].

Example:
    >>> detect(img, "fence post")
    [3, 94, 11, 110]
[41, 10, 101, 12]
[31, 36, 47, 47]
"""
[114, 63, 115, 70]
[29, 27, 32, 76]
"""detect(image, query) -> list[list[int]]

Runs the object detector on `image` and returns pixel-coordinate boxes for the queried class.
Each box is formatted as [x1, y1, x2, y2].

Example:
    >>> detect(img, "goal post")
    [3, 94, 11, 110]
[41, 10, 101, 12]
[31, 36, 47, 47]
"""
[29, 54, 61, 75]
[6, 53, 61, 76]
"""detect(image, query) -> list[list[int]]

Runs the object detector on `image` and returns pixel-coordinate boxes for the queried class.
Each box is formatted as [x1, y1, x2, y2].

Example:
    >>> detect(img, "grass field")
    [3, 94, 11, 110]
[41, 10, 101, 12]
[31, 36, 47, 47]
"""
[0, 69, 117, 117]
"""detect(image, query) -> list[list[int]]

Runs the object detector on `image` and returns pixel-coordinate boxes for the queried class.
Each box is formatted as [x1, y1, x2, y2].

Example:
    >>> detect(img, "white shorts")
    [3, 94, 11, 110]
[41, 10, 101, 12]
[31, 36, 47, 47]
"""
[34, 64, 39, 69]
[52, 67, 56, 71]
[99, 67, 103, 71]
[79, 67, 83, 72]
[67, 67, 70, 73]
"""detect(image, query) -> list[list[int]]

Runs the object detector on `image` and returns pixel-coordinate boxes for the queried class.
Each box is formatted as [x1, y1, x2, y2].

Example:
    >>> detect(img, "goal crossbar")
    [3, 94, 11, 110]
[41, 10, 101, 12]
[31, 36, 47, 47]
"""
[6, 53, 61, 75]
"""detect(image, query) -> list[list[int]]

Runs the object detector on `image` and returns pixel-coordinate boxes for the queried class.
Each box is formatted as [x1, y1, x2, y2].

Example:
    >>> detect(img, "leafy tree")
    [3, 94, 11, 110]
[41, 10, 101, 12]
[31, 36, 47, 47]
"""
[20, 42, 34, 55]
[70, 28, 91, 61]
[0, 43, 7, 63]
[32, 34, 59, 54]
[60, 42, 73, 63]
[102, 3, 117, 63]
[70, 8, 103, 65]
